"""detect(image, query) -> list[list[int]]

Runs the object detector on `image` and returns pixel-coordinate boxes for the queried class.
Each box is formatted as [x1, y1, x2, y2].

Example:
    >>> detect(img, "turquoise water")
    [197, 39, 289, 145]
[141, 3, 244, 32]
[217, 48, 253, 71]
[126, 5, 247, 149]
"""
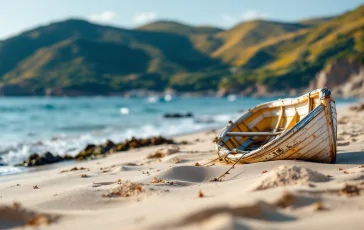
[0, 96, 358, 175]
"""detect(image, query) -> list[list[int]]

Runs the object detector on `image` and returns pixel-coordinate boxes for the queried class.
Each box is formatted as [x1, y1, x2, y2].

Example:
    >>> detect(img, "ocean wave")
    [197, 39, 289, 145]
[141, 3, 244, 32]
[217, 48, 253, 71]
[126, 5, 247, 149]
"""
[0, 106, 28, 113]
[143, 108, 161, 113]
[0, 96, 358, 176]
[0, 112, 235, 173]
[56, 124, 109, 132]
[0, 102, 97, 113]
[0, 166, 25, 176]
[194, 113, 238, 124]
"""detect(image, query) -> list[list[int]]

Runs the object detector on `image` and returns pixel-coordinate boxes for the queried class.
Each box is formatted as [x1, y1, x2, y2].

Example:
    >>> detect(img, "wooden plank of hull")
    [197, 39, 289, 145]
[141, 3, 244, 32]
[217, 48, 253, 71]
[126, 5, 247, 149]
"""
[285, 123, 330, 160]
[314, 99, 336, 163]
[254, 113, 329, 162]
[227, 105, 334, 163]
[324, 97, 336, 163]
[304, 140, 332, 162]
[270, 115, 329, 161]
[309, 148, 332, 162]
[330, 101, 337, 132]
[239, 107, 327, 162]
[295, 133, 330, 160]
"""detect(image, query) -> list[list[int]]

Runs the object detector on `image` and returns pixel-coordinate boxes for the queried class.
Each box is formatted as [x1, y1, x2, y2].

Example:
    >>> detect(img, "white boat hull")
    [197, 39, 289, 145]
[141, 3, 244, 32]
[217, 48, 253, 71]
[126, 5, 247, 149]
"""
[214, 88, 337, 164]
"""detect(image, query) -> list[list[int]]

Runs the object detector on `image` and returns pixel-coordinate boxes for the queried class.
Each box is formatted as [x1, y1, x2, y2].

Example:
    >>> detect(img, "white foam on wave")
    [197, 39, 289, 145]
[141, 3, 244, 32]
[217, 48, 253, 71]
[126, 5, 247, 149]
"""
[0, 112, 236, 175]
[119, 107, 129, 115]
[213, 113, 237, 122]
[0, 166, 24, 176]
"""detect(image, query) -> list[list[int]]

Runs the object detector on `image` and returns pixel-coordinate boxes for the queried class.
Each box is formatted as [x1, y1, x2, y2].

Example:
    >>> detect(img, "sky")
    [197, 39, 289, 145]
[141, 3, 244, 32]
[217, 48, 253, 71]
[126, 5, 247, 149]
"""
[0, 0, 363, 39]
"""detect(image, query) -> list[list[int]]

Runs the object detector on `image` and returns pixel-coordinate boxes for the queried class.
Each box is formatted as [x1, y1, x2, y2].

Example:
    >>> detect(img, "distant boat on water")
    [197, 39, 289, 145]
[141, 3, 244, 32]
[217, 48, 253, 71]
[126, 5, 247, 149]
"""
[147, 94, 174, 103]
[164, 94, 173, 102]
[147, 96, 160, 103]
[227, 94, 237, 102]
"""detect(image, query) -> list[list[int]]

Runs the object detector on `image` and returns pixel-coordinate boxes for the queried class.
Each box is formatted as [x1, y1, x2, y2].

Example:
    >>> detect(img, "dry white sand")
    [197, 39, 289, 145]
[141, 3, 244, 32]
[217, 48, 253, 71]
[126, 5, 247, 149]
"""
[1, 106, 364, 230]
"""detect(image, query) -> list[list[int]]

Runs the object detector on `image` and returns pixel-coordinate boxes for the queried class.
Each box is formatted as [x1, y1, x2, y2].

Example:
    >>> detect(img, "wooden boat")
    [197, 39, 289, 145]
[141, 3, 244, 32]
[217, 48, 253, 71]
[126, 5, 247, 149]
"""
[213, 88, 337, 164]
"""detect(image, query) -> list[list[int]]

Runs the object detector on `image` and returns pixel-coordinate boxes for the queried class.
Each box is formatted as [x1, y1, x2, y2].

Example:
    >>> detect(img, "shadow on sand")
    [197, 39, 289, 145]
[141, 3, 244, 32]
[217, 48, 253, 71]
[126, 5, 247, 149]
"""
[336, 151, 364, 164]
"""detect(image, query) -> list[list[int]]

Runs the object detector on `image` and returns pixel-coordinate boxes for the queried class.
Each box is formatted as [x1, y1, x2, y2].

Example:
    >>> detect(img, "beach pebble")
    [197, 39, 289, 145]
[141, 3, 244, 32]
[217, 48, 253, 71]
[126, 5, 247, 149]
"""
[15, 152, 67, 167]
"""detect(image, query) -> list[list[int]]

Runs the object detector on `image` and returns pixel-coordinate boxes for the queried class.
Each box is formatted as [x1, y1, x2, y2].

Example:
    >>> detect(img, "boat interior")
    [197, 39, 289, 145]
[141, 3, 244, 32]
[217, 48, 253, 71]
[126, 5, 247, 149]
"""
[222, 91, 328, 152]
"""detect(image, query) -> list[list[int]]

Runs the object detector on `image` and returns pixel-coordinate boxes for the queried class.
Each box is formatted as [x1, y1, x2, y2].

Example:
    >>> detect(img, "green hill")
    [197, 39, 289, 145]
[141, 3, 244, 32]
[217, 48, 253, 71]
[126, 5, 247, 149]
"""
[0, 19, 226, 95]
[298, 16, 334, 26]
[137, 20, 224, 55]
[0, 4, 363, 96]
[220, 5, 364, 91]
[137, 20, 223, 36]
[211, 20, 307, 65]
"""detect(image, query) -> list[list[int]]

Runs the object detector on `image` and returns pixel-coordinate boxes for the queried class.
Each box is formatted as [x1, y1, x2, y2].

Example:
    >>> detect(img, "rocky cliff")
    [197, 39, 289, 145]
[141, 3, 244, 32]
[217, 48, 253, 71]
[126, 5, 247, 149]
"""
[310, 58, 364, 98]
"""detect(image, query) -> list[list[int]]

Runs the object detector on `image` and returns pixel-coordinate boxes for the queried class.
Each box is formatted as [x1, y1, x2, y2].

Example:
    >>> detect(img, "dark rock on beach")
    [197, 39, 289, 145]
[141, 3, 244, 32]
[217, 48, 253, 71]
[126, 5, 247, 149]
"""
[163, 113, 193, 118]
[15, 136, 174, 166]
[104, 140, 116, 148]
[62, 155, 74, 160]
[0, 156, 6, 166]
[84, 144, 96, 151]
[74, 136, 174, 160]
[15, 152, 69, 167]
[42, 152, 62, 164]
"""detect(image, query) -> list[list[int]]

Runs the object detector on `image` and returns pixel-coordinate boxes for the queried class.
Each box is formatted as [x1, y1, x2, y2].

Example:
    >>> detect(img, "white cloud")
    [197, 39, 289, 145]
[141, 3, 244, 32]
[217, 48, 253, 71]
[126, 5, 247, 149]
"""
[133, 12, 157, 25]
[222, 10, 269, 27]
[88, 11, 117, 24]
[241, 10, 269, 21]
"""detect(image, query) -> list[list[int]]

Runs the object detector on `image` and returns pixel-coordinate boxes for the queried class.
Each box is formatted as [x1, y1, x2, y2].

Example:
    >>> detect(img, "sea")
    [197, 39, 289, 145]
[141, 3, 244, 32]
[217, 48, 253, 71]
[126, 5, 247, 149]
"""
[0, 95, 358, 175]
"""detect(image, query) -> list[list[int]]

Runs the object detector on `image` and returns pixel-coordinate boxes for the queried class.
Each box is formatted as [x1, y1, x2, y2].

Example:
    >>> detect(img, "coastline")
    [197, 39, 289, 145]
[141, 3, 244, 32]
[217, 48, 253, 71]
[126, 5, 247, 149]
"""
[0, 96, 358, 173]
[1, 105, 364, 229]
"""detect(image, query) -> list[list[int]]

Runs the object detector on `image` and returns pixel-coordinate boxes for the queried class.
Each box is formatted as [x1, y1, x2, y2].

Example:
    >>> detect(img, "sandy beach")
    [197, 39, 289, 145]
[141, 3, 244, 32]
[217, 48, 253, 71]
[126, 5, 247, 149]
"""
[1, 105, 364, 230]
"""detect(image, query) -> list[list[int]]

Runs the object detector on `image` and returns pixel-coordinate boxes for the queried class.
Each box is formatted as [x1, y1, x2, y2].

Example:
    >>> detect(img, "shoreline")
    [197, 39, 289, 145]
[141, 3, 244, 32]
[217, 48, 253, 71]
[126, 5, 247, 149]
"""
[0, 125, 222, 177]
[0, 101, 359, 176]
